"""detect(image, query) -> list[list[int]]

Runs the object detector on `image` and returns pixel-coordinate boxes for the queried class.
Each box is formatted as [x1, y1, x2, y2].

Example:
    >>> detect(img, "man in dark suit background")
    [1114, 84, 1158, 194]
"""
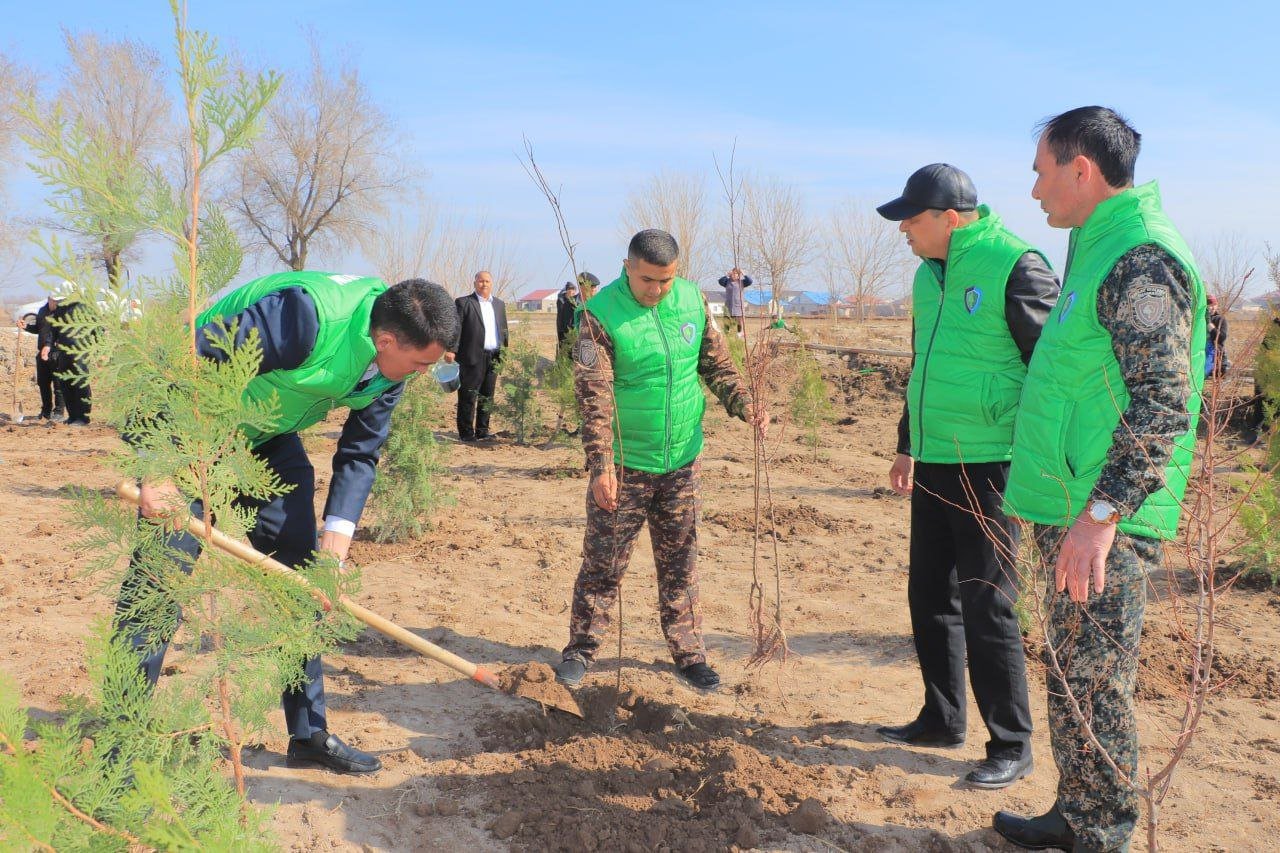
[446, 270, 509, 441]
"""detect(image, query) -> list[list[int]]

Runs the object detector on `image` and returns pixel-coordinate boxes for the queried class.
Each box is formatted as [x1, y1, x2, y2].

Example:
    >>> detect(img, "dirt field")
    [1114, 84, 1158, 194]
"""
[2, 312, 1278, 852]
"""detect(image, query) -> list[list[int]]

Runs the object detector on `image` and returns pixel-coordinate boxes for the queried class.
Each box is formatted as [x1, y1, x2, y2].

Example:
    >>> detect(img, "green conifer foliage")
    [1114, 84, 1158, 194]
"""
[788, 345, 834, 460]
[545, 327, 581, 438]
[2, 4, 359, 846]
[368, 378, 453, 542]
[1240, 316, 1280, 585]
[489, 332, 544, 444]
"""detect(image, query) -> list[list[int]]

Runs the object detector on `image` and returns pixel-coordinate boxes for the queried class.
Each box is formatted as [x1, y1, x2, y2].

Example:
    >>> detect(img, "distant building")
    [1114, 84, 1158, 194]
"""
[514, 288, 558, 312]
[701, 289, 725, 316]
[782, 290, 833, 317]
[838, 294, 904, 319]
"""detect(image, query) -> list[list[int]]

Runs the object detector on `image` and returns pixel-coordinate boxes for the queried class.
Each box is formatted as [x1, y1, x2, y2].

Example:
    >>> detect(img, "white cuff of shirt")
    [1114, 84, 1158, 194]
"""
[322, 516, 356, 537]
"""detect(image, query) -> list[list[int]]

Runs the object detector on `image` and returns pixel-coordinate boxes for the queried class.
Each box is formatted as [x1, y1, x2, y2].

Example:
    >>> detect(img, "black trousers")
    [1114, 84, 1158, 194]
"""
[456, 351, 499, 439]
[908, 460, 1032, 760]
[113, 432, 328, 740]
[51, 351, 90, 423]
[35, 355, 65, 417]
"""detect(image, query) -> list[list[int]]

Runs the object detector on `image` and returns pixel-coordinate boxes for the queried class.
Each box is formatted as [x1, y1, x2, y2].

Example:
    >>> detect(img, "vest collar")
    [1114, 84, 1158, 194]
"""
[1073, 181, 1162, 251]
[946, 205, 1001, 264]
[924, 205, 1000, 279]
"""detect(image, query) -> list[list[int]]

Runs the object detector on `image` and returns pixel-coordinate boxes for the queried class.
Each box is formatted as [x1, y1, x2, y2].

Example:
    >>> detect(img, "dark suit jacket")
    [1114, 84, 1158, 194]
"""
[453, 292, 509, 366]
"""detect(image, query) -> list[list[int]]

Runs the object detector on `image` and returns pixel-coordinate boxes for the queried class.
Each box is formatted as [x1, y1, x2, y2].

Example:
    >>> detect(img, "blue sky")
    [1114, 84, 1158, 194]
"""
[2, 0, 1278, 298]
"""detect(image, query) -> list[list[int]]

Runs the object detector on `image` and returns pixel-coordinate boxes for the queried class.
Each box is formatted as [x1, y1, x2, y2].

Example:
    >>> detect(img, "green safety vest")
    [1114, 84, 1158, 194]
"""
[907, 207, 1045, 463]
[1003, 182, 1206, 539]
[197, 271, 397, 446]
[586, 271, 706, 474]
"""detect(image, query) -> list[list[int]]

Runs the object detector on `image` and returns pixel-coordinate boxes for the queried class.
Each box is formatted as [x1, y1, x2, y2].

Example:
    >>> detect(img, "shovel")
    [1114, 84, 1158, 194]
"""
[11, 331, 25, 424]
[116, 481, 583, 717]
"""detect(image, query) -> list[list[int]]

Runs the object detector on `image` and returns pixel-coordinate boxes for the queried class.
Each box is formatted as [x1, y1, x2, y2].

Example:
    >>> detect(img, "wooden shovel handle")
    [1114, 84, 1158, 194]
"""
[115, 481, 500, 689]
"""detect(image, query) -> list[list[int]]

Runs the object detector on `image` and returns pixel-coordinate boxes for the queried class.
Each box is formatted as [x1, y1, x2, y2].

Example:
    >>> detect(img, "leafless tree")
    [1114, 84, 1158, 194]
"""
[713, 140, 744, 270]
[741, 174, 818, 313]
[361, 203, 523, 299]
[0, 52, 35, 268]
[824, 197, 910, 322]
[1194, 230, 1256, 311]
[34, 31, 171, 288]
[620, 171, 711, 283]
[233, 40, 409, 272]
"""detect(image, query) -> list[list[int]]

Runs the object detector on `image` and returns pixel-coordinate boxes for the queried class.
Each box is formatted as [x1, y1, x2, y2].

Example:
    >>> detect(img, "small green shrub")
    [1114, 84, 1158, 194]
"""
[545, 327, 581, 437]
[368, 378, 453, 542]
[490, 332, 543, 444]
[788, 346, 833, 460]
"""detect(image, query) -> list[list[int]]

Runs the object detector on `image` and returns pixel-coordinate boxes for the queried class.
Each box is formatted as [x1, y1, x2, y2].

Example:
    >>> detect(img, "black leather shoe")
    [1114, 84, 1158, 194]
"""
[286, 732, 381, 774]
[965, 754, 1033, 789]
[553, 657, 587, 687]
[677, 662, 721, 691]
[876, 718, 965, 748]
[992, 804, 1075, 850]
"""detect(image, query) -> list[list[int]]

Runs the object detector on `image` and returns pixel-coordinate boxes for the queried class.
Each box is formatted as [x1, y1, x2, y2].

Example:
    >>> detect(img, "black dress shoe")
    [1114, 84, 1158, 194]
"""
[965, 753, 1033, 789]
[992, 804, 1075, 850]
[286, 732, 381, 774]
[876, 718, 965, 748]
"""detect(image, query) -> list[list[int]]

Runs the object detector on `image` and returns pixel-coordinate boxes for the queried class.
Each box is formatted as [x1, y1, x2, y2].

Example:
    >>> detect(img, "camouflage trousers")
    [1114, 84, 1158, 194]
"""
[1034, 524, 1157, 853]
[563, 461, 706, 669]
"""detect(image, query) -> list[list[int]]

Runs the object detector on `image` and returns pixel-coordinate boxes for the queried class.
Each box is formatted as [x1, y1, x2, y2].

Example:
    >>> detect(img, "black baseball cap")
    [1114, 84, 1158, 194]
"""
[876, 163, 978, 221]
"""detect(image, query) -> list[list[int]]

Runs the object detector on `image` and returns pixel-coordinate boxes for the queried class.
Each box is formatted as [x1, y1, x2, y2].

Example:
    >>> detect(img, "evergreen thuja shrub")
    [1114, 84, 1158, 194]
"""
[368, 377, 453, 542]
[489, 331, 544, 444]
[1240, 318, 1280, 585]
[2, 4, 361, 846]
[788, 345, 833, 460]
[545, 326, 581, 438]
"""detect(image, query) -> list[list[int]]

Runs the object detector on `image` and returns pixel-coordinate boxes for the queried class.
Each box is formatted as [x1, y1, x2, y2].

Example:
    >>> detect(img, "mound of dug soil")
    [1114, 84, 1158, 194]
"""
[706, 501, 850, 536]
[445, 686, 865, 851]
[499, 661, 585, 717]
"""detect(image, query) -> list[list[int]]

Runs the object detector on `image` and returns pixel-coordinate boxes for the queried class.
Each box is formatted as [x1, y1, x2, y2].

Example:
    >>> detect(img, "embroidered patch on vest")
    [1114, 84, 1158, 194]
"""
[573, 337, 599, 368]
[964, 287, 982, 314]
[680, 322, 696, 345]
[1128, 283, 1171, 331]
[1058, 291, 1077, 324]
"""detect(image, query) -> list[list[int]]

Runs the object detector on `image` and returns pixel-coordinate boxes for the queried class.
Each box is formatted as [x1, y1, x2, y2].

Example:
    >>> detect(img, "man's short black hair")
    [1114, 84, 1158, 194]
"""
[370, 278, 460, 351]
[627, 229, 680, 266]
[1036, 106, 1141, 189]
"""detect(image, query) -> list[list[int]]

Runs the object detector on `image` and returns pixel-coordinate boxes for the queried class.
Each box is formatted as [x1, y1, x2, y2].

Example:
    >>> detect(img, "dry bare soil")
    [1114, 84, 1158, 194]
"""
[2, 314, 1278, 852]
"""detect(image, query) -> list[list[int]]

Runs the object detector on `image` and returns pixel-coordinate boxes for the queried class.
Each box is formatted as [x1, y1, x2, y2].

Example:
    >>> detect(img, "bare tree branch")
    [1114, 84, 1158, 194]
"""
[232, 39, 411, 271]
[38, 31, 172, 288]
[620, 171, 711, 283]
[0, 52, 35, 270]
[741, 174, 818, 307]
[1193, 230, 1256, 311]
[824, 197, 910, 321]
[361, 203, 524, 299]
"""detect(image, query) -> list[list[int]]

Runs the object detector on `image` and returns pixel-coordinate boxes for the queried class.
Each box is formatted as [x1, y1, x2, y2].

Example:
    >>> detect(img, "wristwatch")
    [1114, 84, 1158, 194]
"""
[1086, 500, 1120, 525]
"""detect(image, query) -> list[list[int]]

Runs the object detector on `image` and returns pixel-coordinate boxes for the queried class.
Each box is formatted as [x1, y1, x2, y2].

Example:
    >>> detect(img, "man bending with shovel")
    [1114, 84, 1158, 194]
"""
[114, 272, 458, 774]
[554, 229, 766, 692]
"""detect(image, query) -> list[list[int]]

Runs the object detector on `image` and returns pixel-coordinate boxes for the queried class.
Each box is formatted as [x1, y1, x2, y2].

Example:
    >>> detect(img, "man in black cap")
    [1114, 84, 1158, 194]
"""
[555, 280, 579, 353]
[877, 163, 1059, 789]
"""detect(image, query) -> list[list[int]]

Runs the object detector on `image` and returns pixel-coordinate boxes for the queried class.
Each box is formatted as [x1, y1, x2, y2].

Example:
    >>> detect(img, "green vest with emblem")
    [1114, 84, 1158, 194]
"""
[1003, 182, 1205, 539]
[907, 207, 1045, 463]
[196, 271, 397, 446]
[586, 271, 706, 474]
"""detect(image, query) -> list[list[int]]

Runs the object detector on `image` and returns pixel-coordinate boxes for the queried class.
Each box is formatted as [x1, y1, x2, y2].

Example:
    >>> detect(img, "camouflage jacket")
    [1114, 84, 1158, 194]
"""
[1089, 244, 1194, 515]
[574, 295, 752, 475]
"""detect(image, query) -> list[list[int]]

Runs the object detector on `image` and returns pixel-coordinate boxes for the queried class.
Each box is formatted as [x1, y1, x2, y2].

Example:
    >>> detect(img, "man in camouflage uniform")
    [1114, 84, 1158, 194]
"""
[994, 107, 1205, 852]
[552, 229, 765, 692]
